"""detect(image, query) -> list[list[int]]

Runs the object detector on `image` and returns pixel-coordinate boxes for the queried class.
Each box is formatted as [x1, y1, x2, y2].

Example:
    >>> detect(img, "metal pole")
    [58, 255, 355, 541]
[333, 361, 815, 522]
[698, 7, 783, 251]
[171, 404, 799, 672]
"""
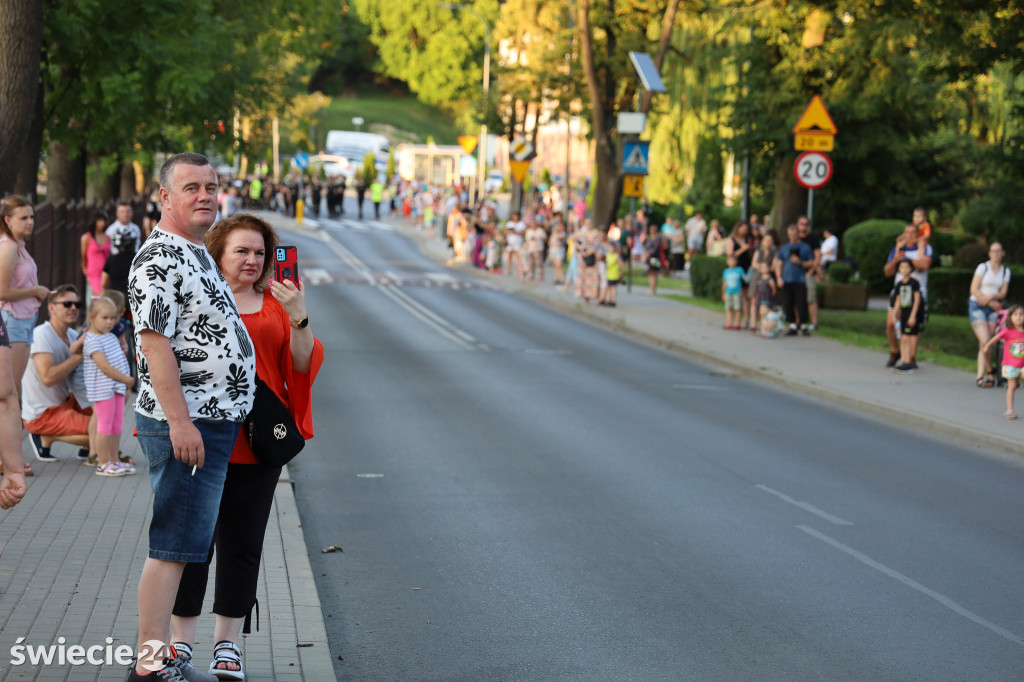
[808, 188, 814, 224]
[477, 22, 490, 205]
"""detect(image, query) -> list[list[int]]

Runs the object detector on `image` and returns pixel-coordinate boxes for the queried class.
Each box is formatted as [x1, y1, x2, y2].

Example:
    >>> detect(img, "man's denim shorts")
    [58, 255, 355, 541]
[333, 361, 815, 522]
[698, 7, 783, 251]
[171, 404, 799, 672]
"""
[968, 298, 999, 324]
[2, 311, 35, 344]
[136, 414, 241, 563]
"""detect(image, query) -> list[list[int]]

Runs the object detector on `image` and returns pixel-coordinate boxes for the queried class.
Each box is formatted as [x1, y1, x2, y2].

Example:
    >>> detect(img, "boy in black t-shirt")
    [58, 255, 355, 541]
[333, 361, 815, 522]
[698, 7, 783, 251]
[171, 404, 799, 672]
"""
[889, 258, 921, 374]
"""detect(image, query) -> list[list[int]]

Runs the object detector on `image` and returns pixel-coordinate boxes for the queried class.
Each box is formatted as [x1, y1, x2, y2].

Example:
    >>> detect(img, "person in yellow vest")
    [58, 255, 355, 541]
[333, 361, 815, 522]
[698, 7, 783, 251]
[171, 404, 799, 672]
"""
[248, 177, 263, 210]
[370, 177, 385, 219]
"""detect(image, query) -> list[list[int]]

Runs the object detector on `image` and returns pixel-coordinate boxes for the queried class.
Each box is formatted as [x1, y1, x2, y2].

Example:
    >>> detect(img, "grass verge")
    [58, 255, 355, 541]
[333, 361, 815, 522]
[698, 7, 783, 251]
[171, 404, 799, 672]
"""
[660, 294, 976, 373]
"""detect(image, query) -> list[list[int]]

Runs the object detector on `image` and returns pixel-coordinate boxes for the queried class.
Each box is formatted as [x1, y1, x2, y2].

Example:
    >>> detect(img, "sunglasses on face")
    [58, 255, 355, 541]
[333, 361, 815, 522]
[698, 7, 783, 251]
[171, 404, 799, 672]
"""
[57, 301, 80, 309]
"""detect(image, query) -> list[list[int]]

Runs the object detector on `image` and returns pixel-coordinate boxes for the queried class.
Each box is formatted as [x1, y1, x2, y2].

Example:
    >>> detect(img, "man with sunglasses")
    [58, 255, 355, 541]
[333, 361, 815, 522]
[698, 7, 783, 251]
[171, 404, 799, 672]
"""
[21, 285, 97, 461]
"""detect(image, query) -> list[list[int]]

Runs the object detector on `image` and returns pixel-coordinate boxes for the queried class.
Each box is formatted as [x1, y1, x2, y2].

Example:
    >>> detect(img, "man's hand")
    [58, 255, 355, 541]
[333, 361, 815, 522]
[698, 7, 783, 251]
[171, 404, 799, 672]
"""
[0, 472, 27, 509]
[169, 419, 206, 468]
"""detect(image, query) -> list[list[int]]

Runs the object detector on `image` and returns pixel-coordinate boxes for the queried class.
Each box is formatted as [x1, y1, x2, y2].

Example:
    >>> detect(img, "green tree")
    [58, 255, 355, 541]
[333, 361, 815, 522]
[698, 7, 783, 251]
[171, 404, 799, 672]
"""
[362, 151, 377, 186]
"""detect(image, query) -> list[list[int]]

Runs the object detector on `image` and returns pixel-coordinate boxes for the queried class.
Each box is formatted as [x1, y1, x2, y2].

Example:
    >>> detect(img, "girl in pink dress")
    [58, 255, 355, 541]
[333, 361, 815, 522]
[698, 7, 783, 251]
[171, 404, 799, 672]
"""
[983, 305, 1024, 419]
[80, 211, 111, 300]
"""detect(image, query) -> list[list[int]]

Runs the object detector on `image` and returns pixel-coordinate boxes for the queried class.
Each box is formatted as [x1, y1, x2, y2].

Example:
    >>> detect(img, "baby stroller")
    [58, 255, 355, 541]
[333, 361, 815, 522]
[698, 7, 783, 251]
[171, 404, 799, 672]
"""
[760, 307, 786, 338]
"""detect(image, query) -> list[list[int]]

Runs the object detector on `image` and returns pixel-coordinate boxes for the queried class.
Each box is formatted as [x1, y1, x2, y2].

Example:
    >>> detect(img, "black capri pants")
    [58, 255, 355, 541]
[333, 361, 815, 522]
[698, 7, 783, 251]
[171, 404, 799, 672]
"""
[174, 462, 282, 626]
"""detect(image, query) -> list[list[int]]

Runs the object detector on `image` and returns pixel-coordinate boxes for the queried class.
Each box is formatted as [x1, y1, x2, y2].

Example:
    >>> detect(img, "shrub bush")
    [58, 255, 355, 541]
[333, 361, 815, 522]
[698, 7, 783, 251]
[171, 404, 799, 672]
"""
[928, 264, 1024, 315]
[689, 253, 727, 299]
[842, 219, 906, 291]
[929, 230, 976, 259]
[952, 242, 988, 269]
[828, 262, 853, 284]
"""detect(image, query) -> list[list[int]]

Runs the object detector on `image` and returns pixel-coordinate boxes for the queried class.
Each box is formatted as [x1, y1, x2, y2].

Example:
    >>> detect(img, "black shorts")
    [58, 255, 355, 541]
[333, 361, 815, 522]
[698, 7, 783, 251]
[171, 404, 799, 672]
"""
[899, 306, 925, 335]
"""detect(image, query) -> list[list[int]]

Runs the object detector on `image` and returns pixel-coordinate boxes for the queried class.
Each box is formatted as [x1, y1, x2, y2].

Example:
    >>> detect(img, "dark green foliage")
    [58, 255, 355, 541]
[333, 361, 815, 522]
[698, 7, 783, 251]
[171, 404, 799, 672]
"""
[929, 231, 976, 259]
[690, 254, 728, 299]
[686, 136, 724, 213]
[929, 265, 1024, 315]
[952, 242, 990, 269]
[828, 262, 854, 284]
[841, 220, 906, 290]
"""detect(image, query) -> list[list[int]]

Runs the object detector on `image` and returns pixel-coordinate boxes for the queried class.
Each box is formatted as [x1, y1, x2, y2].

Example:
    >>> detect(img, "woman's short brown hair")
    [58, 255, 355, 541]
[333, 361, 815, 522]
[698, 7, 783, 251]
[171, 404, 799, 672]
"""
[205, 213, 279, 290]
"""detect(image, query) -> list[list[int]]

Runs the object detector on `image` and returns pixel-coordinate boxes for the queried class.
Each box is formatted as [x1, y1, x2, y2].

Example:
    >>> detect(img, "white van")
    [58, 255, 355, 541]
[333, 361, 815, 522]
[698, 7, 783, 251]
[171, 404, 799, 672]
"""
[323, 131, 390, 173]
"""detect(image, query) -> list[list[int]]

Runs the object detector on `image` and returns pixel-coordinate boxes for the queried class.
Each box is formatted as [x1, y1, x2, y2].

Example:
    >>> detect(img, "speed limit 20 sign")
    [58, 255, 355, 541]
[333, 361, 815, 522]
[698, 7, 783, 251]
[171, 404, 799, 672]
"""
[794, 151, 833, 189]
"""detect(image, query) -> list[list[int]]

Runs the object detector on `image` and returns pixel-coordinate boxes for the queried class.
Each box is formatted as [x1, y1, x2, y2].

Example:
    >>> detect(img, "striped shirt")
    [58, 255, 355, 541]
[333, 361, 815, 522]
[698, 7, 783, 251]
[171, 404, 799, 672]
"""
[84, 332, 129, 402]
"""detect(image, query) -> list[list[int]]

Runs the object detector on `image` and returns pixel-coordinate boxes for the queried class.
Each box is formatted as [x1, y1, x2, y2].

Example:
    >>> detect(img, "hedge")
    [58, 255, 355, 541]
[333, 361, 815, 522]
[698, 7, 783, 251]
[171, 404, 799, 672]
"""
[928, 265, 1024, 315]
[689, 253, 728, 299]
[842, 219, 906, 291]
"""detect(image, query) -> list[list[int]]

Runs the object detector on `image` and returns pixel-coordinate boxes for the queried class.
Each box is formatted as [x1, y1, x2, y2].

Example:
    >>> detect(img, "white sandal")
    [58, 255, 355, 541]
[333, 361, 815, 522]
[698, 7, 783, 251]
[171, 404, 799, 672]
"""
[209, 640, 244, 681]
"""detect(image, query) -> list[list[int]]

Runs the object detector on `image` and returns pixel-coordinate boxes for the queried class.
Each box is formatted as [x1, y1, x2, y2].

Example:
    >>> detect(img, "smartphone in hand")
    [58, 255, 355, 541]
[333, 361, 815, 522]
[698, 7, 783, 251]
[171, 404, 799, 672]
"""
[273, 246, 299, 286]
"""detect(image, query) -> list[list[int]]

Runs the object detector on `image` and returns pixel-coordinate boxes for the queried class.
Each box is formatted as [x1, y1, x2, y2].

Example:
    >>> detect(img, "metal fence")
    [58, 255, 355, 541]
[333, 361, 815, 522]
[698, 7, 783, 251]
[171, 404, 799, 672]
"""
[26, 197, 144, 322]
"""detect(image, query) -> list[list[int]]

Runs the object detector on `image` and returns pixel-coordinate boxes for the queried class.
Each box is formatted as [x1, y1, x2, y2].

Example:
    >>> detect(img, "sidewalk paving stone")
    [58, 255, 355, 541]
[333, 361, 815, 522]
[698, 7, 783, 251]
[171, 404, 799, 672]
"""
[0, 402, 336, 681]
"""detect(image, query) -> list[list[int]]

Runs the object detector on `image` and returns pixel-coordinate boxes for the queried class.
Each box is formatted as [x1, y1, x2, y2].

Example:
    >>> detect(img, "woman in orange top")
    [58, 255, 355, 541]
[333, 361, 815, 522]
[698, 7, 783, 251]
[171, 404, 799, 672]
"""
[171, 213, 324, 680]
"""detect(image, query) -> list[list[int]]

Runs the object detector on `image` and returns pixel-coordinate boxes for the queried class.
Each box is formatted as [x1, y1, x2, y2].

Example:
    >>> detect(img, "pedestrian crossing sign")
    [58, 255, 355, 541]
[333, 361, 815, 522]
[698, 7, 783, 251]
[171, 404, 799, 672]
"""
[622, 142, 650, 175]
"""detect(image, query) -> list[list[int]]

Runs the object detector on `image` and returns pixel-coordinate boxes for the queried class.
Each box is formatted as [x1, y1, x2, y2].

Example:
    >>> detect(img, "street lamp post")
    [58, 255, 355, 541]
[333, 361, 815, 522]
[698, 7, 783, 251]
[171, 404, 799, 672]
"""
[441, 2, 490, 205]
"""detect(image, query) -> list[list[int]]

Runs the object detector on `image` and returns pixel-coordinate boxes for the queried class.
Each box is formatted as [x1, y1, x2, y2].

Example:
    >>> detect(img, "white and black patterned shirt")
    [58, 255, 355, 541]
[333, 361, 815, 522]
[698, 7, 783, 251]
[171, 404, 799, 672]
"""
[129, 228, 255, 423]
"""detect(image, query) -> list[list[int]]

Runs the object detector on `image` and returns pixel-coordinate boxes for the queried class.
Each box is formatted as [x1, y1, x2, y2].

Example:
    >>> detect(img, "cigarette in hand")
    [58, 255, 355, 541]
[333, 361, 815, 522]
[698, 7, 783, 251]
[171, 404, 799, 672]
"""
[191, 465, 197, 476]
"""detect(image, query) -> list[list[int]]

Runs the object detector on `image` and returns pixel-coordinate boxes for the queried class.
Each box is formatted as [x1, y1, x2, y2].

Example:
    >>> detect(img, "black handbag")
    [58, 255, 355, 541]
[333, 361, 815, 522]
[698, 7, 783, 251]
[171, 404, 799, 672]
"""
[243, 375, 305, 467]
[582, 253, 597, 266]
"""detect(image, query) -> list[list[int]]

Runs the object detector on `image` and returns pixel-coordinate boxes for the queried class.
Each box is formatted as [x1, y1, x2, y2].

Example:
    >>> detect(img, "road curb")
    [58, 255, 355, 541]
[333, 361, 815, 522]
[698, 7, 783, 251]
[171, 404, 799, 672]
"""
[389, 218, 1024, 462]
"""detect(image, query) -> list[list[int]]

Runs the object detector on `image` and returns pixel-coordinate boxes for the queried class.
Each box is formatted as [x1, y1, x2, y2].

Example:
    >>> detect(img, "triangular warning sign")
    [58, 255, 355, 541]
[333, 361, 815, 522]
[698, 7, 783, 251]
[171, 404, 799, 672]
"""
[793, 95, 837, 134]
[458, 135, 478, 155]
[624, 146, 647, 172]
[509, 159, 531, 184]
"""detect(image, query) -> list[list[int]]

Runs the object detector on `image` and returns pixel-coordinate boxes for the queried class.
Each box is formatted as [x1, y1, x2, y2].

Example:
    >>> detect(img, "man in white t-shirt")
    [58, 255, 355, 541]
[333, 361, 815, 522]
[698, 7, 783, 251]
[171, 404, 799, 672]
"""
[882, 223, 933, 368]
[21, 285, 96, 463]
[126, 153, 256, 681]
[106, 201, 145, 254]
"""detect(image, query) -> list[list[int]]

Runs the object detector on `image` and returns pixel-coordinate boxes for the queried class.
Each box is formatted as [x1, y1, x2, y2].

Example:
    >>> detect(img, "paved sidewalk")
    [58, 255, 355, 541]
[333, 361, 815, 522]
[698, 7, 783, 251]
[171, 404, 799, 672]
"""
[0, 404, 335, 681]
[388, 214, 1024, 461]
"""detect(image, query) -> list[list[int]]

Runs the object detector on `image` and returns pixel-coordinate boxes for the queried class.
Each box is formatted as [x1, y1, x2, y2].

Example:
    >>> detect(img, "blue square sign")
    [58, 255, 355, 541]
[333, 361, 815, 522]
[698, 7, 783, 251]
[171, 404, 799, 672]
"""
[622, 142, 650, 175]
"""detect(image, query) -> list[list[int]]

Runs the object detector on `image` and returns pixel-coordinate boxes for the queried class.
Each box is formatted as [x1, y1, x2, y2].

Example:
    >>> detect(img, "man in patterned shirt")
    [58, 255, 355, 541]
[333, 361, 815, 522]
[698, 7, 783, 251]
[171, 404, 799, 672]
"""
[127, 153, 256, 682]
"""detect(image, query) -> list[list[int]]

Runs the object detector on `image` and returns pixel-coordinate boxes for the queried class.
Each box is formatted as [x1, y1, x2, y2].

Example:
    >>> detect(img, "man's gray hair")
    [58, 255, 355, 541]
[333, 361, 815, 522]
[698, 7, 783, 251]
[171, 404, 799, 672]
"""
[159, 153, 214, 190]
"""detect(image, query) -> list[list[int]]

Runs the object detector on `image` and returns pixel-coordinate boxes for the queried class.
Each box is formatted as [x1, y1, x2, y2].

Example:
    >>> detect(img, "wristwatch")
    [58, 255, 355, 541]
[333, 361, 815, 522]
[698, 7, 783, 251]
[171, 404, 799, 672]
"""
[290, 316, 309, 329]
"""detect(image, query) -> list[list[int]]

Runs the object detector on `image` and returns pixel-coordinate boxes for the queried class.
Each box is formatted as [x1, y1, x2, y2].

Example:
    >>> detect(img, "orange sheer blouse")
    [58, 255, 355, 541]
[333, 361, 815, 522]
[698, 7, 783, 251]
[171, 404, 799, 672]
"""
[230, 293, 324, 465]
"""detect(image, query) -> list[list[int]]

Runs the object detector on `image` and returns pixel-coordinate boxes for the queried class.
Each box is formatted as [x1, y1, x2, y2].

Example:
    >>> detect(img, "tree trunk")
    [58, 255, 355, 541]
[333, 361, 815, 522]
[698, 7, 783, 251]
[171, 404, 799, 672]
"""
[769, 154, 805, 235]
[46, 139, 86, 202]
[577, 0, 621, 231]
[119, 161, 137, 199]
[85, 153, 120, 203]
[0, 0, 43, 195]
[14, 80, 45, 201]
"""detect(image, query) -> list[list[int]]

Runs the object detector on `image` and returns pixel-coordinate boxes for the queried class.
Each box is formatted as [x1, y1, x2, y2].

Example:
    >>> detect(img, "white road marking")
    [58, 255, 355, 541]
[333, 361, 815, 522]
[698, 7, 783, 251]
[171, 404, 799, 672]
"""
[302, 267, 333, 286]
[357, 473, 384, 478]
[314, 230, 484, 351]
[799, 525, 1024, 647]
[756, 484, 853, 526]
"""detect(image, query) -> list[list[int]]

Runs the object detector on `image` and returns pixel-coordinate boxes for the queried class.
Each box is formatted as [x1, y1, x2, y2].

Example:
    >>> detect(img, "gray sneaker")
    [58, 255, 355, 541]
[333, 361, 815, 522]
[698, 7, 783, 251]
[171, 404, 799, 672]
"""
[125, 662, 187, 681]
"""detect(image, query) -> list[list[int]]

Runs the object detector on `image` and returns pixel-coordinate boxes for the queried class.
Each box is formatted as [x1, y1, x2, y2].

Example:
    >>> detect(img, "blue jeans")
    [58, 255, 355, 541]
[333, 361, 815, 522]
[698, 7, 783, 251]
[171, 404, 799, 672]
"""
[2, 310, 35, 344]
[136, 414, 241, 562]
[968, 298, 999, 324]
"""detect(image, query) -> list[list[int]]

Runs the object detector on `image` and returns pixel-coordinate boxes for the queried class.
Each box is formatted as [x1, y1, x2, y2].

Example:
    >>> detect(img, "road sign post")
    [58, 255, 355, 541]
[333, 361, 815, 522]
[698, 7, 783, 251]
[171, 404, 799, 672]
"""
[794, 151, 833, 223]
